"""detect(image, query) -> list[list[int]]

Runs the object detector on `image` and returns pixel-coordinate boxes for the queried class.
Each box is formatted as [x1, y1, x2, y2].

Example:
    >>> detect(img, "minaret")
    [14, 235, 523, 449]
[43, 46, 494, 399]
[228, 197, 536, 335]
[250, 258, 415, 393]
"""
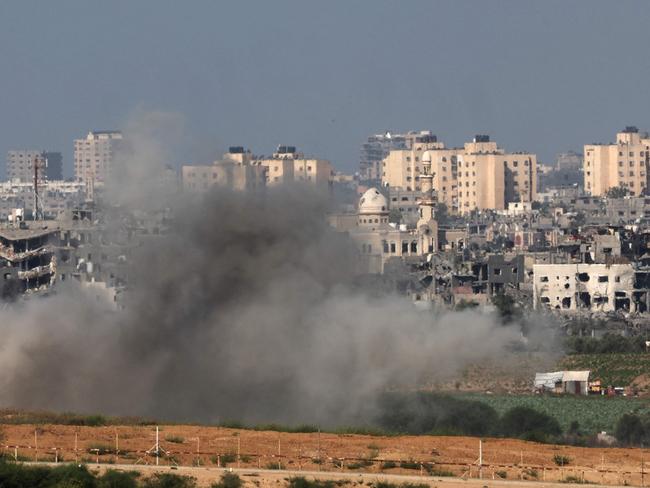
[417, 151, 438, 254]
[419, 151, 436, 221]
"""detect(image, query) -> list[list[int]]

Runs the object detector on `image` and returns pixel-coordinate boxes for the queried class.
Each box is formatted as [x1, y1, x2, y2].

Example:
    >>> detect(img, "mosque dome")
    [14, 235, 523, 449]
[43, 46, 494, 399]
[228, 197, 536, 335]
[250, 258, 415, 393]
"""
[422, 151, 432, 163]
[359, 188, 388, 215]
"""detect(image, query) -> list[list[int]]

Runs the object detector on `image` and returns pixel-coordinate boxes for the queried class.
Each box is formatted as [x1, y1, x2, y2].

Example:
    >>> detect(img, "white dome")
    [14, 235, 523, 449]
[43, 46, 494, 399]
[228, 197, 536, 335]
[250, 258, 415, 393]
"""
[359, 188, 388, 215]
[422, 151, 432, 163]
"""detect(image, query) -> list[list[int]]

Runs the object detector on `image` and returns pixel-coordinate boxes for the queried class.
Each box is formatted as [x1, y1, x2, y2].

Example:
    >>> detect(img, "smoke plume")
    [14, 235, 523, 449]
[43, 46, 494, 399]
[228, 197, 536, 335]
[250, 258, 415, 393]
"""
[0, 113, 529, 426]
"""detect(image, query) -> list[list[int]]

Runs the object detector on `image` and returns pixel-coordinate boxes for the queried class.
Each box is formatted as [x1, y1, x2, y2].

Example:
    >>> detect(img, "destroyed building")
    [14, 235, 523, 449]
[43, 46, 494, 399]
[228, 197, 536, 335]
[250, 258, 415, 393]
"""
[533, 263, 650, 313]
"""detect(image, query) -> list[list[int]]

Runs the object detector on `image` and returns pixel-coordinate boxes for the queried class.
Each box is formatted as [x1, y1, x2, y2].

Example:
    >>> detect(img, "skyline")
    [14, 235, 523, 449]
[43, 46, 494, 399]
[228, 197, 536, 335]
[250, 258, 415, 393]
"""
[1, 1, 650, 177]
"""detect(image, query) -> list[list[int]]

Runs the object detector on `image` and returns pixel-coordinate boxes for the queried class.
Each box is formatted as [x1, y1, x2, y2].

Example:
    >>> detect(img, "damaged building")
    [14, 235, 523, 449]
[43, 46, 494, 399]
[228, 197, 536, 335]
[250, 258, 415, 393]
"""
[533, 262, 650, 313]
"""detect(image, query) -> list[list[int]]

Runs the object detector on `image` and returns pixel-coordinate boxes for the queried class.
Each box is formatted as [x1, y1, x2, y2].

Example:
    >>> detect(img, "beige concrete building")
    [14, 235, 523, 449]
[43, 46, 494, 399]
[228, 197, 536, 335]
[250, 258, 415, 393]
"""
[255, 145, 333, 187]
[584, 126, 650, 196]
[458, 136, 536, 213]
[346, 188, 437, 273]
[383, 134, 536, 214]
[381, 135, 446, 193]
[181, 147, 266, 192]
[74, 131, 123, 193]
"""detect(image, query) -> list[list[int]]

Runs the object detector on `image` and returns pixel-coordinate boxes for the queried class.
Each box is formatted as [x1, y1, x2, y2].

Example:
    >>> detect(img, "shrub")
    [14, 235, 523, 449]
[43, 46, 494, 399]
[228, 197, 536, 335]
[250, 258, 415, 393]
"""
[375, 392, 498, 436]
[500, 406, 562, 442]
[615, 413, 647, 446]
[142, 473, 197, 488]
[553, 455, 571, 466]
[288, 477, 336, 488]
[211, 473, 243, 488]
[381, 461, 397, 470]
[562, 475, 585, 484]
[97, 469, 139, 488]
[44, 464, 98, 488]
[495, 470, 507, 479]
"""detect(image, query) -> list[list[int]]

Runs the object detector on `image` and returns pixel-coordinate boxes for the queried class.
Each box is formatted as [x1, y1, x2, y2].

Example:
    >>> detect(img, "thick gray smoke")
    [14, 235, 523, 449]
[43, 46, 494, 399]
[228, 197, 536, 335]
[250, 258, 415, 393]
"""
[0, 114, 530, 425]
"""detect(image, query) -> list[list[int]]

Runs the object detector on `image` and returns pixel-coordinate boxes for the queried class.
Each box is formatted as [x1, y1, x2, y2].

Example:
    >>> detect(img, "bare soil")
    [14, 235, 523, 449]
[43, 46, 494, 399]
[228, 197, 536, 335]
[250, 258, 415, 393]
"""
[2, 424, 649, 486]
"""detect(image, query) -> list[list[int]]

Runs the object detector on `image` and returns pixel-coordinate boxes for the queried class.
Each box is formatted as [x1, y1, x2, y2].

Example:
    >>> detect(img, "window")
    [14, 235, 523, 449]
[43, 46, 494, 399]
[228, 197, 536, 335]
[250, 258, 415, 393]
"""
[390, 242, 396, 253]
[494, 268, 502, 276]
[540, 276, 549, 282]
[598, 276, 609, 283]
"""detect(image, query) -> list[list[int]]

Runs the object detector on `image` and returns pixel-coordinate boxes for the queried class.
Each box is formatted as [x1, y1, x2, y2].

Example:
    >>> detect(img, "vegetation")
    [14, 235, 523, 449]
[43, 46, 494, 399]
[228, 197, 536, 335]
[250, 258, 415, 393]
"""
[0, 409, 156, 427]
[553, 455, 571, 466]
[288, 477, 336, 488]
[457, 392, 650, 434]
[0, 462, 150, 488]
[376, 392, 498, 437]
[560, 353, 650, 387]
[210, 473, 242, 488]
[605, 185, 630, 199]
[615, 413, 650, 446]
[566, 334, 648, 355]
[500, 406, 561, 442]
[142, 473, 196, 488]
[491, 294, 521, 324]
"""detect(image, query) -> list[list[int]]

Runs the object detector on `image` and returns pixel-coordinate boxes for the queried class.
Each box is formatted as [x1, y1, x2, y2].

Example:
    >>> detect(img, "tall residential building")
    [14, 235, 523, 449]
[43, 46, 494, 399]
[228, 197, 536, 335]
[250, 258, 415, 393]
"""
[584, 126, 650, 196]
[255, 145, 333, 188]
[458, 135, 536, 213]
[383, 134, 536, 214]
[381, 132, 445, 192]
[6, 150, 48, 184]
[360, 131, 408, 182]
[181, 147, 266, 192]
[74, 131, 123, 188]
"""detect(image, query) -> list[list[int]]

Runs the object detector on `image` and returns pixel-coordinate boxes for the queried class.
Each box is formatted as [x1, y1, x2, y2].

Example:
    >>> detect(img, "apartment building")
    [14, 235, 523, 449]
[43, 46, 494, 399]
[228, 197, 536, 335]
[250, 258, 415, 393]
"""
[181, 147, 266, 192]
[6, 150, 48, 184]
[381, 132, 446, 192]
[359, 131, 409, 182]
[584, 126, 650, 196]
[255, 145, 333, 187]
[383, 134, 536, 214]
[73, 131, 123, 188]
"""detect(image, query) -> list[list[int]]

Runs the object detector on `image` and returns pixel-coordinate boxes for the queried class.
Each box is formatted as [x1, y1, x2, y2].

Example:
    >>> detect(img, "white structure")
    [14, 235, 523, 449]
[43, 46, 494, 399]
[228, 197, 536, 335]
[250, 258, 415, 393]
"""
[534, 371, 590, 395]
[533, 263, 641, 312]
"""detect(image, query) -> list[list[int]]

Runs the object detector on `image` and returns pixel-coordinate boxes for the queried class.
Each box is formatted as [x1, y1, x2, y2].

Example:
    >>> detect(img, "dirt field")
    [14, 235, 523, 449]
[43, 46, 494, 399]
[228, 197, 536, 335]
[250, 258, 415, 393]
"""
[2, 424, 650, 486]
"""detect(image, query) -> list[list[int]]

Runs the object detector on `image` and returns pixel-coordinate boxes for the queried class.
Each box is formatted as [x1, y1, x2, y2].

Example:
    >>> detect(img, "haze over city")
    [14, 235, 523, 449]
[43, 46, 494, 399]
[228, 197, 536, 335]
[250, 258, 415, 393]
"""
[2, 2, 650, 488]
[1, 0, 650, 175]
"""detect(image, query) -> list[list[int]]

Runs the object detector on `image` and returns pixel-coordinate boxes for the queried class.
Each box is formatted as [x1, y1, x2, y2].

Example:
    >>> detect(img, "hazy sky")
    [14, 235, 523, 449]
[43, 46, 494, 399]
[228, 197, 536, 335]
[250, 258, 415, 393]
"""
[1, 1, 649, 177]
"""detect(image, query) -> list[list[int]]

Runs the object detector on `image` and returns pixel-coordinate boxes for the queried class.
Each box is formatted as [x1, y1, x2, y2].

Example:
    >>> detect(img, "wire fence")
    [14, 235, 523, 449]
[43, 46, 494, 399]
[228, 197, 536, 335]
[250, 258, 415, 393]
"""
[1, 428, 649, 487]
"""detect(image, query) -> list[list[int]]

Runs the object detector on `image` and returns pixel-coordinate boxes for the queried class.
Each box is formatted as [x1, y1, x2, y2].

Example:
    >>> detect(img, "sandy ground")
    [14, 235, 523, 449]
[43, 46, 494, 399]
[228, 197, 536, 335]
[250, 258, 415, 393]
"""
[3, 425, 650, 486]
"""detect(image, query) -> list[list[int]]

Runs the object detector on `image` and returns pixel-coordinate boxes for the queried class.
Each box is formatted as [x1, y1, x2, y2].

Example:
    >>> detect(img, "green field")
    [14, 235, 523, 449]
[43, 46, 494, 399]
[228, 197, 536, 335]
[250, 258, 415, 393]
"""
[454, 393, 650, 434]
[559, 353, 650, 387]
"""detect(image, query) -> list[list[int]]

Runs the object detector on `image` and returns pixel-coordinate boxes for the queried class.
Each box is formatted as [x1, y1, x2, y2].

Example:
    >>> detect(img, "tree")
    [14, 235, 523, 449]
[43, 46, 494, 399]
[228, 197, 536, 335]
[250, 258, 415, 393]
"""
[435, 203, 449, 225]
[500, 406, 562, 442]
[491, 294, 521, 324]
[615, 414, 647, 446]
[605, 185, 629, 199]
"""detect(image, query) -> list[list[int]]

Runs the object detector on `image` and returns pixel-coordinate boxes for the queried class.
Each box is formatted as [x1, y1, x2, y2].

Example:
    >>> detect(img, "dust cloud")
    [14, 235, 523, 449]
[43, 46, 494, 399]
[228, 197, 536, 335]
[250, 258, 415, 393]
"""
[0, 113, 533, 426]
